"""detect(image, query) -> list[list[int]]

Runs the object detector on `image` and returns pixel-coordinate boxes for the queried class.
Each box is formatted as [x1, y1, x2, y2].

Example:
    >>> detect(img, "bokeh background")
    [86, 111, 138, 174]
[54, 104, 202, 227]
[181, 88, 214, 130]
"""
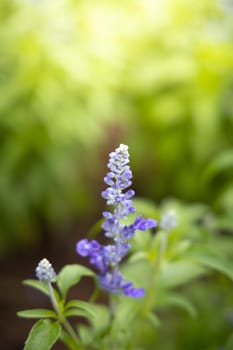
[0, 0, 233, 349]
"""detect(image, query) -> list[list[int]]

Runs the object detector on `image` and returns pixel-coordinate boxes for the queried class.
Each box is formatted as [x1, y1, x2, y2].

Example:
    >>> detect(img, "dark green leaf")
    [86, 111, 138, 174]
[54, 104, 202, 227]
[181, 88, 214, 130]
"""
[203, 149, 233, 183]
[157, 293, 197, 318]
[185, 250, 233, 281]
[146, 312, 161, 328]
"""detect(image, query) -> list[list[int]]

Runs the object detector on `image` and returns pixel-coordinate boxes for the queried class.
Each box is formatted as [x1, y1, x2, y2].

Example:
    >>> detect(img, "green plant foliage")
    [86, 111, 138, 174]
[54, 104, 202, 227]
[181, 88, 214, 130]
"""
[17, 309, 57, 319]
[23, 279, 50, 296]
[23, 319, 61, 350]
[65, 300, 97, 319]
[57, 264, 94, 299]
[19, 197, 233, 349]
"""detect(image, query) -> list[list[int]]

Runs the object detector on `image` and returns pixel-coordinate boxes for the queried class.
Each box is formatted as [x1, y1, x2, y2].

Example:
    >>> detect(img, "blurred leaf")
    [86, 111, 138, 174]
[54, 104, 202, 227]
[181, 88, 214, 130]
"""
[57, 264, 94, 299]
[23, 279, 61, 302]
[17, 309, 57, 319]
[146, 312, 161, 328]
[185, 249, 233, 281]
[60, 330, 78, 350]
[78, 304, 110, 346]
[87, 218, 104, 239]
[157, 293, 197, 318]
[65, 300, 97, 318]
[24, 319, 61, 350]
[23, 279, 49, 296]
[203, 149, 233, 183]
[129, 251, 149, 263]
[64, 308, 94, 320]
[158, 261, 207, 288]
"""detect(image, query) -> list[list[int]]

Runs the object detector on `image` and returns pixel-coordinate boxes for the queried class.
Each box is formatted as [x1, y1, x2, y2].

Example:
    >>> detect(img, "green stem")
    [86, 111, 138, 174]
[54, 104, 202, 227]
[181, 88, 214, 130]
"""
[155, 230, 167, 269]
[143, 230, 168, 316]
[109, 295, 117, 323]
[47, 282, 81, 349]
[61, 318, 81, 348]
[89, 283, 100, 303]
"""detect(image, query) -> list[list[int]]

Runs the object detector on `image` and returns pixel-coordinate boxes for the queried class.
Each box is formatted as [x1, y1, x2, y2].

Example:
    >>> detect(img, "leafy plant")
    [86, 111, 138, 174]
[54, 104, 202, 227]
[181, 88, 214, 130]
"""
[19, 145, 233, 349]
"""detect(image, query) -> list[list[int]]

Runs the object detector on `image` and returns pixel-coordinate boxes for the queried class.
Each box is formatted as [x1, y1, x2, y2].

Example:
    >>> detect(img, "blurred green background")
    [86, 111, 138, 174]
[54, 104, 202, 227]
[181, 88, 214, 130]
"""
[0, 0, 233, 348]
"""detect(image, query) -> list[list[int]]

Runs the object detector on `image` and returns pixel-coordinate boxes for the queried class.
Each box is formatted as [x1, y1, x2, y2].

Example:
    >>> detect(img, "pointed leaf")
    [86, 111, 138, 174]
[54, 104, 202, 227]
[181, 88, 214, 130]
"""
[23, 279, 61, 303]
[17, 309, 57, 319]
[65, 300, 97, 318]
[64, 308, 94, 320]
[158, 293, 197, 318]
[23, 279, 49, 296]
[185, 250, 233, 281]
[146, 312, 161, 328]
[57, 264, 94, 298]
[24, 319, 61, 350]
[129, 251, 148, 263]
[159, 261, 206, 288]
[203, 149, 233, 183]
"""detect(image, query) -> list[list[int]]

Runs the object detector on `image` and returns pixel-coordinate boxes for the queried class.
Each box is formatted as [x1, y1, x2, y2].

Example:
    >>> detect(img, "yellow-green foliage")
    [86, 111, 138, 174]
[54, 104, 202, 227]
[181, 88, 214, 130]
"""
[0, 0, 233, 254]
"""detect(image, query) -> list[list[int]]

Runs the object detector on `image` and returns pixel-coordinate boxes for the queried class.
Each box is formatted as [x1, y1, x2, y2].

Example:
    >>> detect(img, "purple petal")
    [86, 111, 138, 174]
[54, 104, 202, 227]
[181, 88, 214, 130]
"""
[134, 216, 157, 231]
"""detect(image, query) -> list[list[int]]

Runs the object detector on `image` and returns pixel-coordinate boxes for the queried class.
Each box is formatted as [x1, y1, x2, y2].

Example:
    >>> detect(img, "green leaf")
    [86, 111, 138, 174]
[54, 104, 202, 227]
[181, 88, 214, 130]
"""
[129, 251, 148, 263]
[17, 309, 57, 319]
[64, 308, 94, 320]
[185, 250, 233, 281]
[24, 319, 61, 350]
[23, 279, 49, 296]
[60, 330, 79, 350]
[146, 312, 161, 328]
[23, 279, 61, 304]
[87, 218, 104, 239]
[158, 293, 197, 318]
[158, 261, 207, 288]
[65, 300, 97, 318]
[203, 149, 233, 183]
[57, 264, 94, 298]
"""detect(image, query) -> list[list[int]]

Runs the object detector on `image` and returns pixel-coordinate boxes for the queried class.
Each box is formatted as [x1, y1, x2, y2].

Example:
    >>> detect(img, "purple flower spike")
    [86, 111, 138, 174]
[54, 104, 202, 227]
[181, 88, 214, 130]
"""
[76, 144, 157, 298]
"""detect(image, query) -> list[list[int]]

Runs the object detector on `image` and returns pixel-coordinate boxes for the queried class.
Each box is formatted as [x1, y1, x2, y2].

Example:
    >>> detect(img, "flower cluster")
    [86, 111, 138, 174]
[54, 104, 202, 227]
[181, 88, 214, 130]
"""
[35, 258, 56, 283]
[76, 144, 157, 298]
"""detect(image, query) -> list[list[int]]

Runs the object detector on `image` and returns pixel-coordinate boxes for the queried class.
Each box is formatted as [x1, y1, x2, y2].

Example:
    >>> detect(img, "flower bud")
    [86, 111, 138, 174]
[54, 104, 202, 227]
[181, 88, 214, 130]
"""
[160, 210, 177, 231]
[35, 258, 56, 282]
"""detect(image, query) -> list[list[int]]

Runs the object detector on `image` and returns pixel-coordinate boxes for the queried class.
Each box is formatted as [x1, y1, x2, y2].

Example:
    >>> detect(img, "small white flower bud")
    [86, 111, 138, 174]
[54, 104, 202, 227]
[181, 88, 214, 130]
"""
[160, 210, 177, 231]
[35, 258, 56, 282]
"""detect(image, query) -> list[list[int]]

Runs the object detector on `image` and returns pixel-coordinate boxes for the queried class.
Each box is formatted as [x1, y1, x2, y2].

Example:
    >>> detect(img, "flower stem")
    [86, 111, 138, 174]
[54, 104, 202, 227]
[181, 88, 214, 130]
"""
[155, 230, 167, 268]
[47, 282, 81, 349]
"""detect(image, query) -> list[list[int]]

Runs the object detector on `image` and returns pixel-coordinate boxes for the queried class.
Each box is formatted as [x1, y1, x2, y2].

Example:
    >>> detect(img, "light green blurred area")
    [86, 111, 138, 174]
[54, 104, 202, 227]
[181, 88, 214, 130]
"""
[0, 0, 233, 255]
